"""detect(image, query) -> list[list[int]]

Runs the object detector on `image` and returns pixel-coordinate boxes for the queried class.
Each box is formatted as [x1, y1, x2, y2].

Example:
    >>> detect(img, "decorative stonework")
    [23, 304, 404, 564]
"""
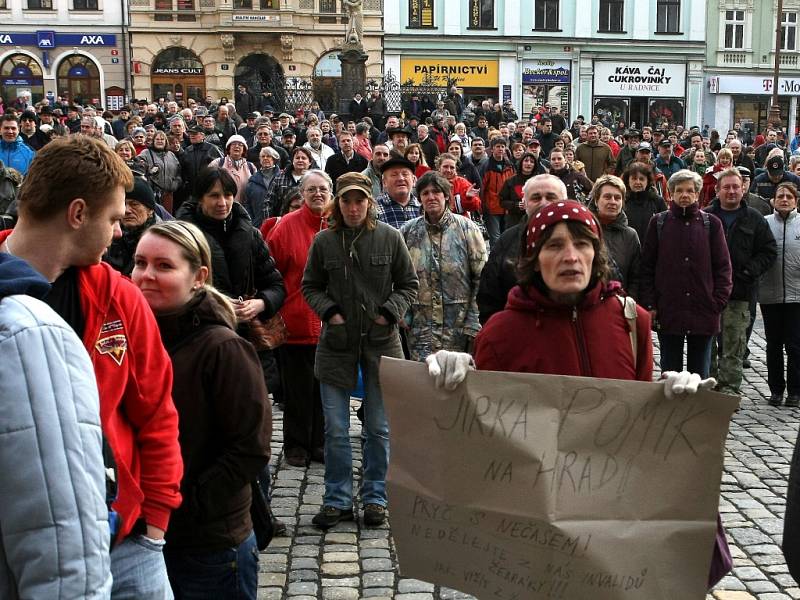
[220, 33, 235, 61]
[200, 0, 214, 7]
[298, 0, 313, 7]
[280, 34, 293, 61]
[363, 0, 381, 10]
[169, 35, 182, 45]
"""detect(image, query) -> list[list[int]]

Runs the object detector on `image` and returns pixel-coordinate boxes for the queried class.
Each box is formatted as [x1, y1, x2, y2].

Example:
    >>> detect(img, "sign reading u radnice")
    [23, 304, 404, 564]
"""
[593, 61, 686, 97]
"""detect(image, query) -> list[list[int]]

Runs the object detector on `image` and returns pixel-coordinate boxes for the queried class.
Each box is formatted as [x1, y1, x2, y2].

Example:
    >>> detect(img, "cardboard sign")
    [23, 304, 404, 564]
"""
[381, 358, 739, 600]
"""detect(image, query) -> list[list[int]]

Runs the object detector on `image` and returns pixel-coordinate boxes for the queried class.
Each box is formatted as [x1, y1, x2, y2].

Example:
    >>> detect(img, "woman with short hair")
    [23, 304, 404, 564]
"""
[639, 169, 732, 378]
[589, 174, 641, 298]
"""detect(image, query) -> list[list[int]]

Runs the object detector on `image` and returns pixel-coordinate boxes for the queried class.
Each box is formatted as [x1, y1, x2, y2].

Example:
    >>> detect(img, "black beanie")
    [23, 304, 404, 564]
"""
[127, 177, 156, 210]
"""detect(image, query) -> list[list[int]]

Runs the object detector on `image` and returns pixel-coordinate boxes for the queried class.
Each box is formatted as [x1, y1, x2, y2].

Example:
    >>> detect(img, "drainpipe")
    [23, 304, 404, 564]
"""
[121, 0, 131, 100]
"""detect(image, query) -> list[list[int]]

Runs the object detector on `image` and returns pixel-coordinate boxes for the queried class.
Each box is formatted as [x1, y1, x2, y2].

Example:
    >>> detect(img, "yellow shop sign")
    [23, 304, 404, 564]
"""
[400, 58, 499, 87]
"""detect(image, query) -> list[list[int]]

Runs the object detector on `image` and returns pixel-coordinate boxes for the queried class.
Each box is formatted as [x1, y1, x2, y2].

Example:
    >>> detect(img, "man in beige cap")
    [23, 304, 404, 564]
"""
[302, 171, 418, 530]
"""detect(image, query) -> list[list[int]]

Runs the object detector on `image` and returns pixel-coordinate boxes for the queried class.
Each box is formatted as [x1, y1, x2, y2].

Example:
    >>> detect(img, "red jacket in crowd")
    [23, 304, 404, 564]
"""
[5, 227, 183, 543]
[267, 202, 328, 345]
[474, 281, 653, 382]
[449, 175, 481, 216]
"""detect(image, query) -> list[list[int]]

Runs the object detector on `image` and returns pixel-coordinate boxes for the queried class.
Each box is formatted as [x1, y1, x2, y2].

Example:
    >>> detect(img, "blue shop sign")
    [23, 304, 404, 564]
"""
[522, 60, 571, 85]
[0, 32, 116, 46]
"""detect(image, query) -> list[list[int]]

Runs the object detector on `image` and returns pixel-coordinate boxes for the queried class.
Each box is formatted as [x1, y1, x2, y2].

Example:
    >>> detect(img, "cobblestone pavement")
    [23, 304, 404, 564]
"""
[260, 320, 800, 600]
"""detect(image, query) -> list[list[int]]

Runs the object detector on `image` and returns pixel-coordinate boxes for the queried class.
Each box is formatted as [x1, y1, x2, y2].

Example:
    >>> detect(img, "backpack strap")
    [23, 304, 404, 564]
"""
[617, 295, 638, 370]
[656, 211, 668, 241]
[701, 210, 710, 233]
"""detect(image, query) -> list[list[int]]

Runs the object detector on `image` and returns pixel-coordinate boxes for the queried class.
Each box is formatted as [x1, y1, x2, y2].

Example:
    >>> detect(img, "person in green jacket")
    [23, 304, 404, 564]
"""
[302, 171, 418, 530]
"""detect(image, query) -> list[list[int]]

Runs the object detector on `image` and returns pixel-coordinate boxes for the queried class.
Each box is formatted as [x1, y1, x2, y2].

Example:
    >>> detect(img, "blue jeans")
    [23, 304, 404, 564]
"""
[164, 531, 259, 600]
[484, 213, 505, 247]
[320, 365, 389, 509]
[111, 534, 173, 600]
[658, 333, 714, 378]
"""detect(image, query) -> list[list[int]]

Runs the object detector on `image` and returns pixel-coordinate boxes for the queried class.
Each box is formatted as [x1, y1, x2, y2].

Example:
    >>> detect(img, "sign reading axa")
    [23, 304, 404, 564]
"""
[0, 32, 116, 46]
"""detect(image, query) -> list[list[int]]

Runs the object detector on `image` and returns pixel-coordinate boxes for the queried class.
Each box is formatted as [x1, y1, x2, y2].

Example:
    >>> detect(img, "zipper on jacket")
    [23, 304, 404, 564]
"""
[783, 216, 788, 304]
[572, 307, 592, 376]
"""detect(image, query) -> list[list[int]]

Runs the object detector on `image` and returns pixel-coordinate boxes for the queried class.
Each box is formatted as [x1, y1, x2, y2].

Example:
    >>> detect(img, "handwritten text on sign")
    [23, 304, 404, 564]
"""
[380, 359, 738, 600]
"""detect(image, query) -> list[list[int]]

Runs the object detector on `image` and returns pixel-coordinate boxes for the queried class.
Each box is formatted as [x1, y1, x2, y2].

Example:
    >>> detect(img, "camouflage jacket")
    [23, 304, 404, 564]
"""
[401, 210, 487, 361]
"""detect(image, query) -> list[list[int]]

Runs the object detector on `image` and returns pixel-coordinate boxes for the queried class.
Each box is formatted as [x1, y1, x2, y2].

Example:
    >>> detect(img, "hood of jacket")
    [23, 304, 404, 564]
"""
[588, 201, 630, 231]
[505, 279, 623, 316]
[156, 290, 234, 352]
[0, 253, 50, 299]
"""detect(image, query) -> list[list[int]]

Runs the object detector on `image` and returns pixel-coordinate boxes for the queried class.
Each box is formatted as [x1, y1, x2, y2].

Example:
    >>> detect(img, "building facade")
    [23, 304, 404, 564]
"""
[384, 0, 705, 129]
[704, 0, 800, 141]
[128, 0, 384, 112]
[0, 0, 127, 108]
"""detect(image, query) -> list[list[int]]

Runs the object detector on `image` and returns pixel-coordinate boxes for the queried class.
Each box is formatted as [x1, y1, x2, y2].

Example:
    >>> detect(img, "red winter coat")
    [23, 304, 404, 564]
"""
[474, 281, 653, 381]
[5, 227, 183, 541]
[450, 175, 481, 216]
[267, 202, 327, 344]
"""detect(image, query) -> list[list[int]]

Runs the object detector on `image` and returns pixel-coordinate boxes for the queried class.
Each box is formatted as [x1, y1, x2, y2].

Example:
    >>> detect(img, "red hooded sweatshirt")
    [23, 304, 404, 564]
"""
[0, 231, 183, 539]
[267, 202, 327, 344]
[474, 281, 653, 381]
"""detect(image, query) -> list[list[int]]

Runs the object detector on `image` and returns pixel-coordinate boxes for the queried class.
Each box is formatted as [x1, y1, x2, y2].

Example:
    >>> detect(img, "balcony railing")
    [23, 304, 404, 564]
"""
[720, 51, 748, 65]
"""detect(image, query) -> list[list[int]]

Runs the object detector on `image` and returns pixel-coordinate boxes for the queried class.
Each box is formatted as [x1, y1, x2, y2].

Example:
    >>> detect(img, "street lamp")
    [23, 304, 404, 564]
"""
[770, 0, 784, 127]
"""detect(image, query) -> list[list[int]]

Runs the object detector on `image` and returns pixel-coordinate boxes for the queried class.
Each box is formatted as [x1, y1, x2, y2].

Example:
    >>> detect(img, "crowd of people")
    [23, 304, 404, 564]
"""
[4, 86, 800, 597]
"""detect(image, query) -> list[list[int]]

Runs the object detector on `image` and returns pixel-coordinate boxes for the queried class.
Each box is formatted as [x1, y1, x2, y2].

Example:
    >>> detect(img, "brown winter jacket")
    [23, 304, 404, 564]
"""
[158, 291, 271, 552]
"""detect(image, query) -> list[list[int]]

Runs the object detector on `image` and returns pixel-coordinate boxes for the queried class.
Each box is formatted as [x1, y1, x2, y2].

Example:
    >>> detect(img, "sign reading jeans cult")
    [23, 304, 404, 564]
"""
[380, 359, 738, 599]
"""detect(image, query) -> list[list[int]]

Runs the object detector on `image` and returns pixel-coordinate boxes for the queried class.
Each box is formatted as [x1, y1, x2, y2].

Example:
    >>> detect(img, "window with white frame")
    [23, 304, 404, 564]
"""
[599, 0, 624, 32]
[534, 0, 559, 30]
[782, 11, 797, 51]
[724, 10, 745, 49]
[656, 0, 680, 33]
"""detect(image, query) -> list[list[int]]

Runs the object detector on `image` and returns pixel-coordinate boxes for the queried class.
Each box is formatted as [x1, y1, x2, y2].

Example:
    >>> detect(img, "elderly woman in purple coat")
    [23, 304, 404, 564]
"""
[639, 169, 732, 378]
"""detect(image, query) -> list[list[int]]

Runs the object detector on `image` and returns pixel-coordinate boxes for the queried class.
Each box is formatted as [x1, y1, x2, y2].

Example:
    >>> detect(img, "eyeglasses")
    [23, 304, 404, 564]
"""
[304, 186, 330, 194]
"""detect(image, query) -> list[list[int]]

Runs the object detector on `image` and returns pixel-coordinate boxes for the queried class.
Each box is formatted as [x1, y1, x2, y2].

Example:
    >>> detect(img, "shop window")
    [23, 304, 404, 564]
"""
[408, 0, 434, 28]
[598, 0, 623, 32]
[468, 0, 493, 29]
[724, 10, 745, 49]
[782, 12, 797, 51]
[73, 0, 98, 8]
[534, 0, 558, 31]
[26, 0, 53, 8]
[656, 0, 679, 33]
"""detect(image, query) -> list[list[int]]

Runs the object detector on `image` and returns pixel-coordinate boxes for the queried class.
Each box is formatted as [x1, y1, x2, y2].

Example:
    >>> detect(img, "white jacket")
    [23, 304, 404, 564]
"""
[303, 141, 335, 171]
[760, 209, 800, 304]
[0, 294, 111, 599]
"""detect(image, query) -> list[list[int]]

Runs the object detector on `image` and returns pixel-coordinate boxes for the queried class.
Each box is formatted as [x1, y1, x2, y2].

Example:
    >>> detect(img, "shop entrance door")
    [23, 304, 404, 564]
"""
[152, 78, 204, 103]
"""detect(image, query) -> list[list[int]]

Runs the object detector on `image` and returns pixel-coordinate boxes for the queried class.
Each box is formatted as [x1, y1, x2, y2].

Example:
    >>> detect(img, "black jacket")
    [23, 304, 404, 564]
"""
[104, 214, 159, 276]
[476, 221, 524, 324]
[179, 141, 224, 193]
[704, 199, 777, 301]
[623, 188, 668, 243]
[177, 201, 286, 316]
[325, 152, 368, 186]
[589, 206, 641, 299]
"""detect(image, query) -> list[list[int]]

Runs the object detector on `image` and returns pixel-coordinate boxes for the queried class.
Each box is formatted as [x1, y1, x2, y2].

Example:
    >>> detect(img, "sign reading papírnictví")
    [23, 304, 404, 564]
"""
[593, 61, 686, 98]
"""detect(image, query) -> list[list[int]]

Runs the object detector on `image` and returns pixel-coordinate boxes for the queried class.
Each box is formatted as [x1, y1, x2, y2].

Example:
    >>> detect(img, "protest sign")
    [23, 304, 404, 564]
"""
[380, 358, 739, 600]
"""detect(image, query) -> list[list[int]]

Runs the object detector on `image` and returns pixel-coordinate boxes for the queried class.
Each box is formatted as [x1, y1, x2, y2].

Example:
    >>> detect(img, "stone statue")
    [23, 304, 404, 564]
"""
[343, 0, 363, 46]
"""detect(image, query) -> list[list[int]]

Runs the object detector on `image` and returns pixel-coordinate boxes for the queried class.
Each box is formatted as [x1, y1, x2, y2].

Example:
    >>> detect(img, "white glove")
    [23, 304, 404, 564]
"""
[425, 350, 475, 391]
[662, 371, 717, 399]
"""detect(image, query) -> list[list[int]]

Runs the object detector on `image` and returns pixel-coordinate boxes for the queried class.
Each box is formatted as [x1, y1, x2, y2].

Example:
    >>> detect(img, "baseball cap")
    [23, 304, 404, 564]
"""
[526, 138, 541, 147]
[246, 112, 258, 119]
[282, 128, 296, 137]
[767, 156, 785, 176]
[736, 166, 752, 178]
[187, 124, 204, 134]
[336, 171, 373, 198]
[658, 139, 672, 148]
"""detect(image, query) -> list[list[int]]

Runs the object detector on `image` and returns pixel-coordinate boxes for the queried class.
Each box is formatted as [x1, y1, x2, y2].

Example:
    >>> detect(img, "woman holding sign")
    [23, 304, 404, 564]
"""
[426, 199, 731, 588]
